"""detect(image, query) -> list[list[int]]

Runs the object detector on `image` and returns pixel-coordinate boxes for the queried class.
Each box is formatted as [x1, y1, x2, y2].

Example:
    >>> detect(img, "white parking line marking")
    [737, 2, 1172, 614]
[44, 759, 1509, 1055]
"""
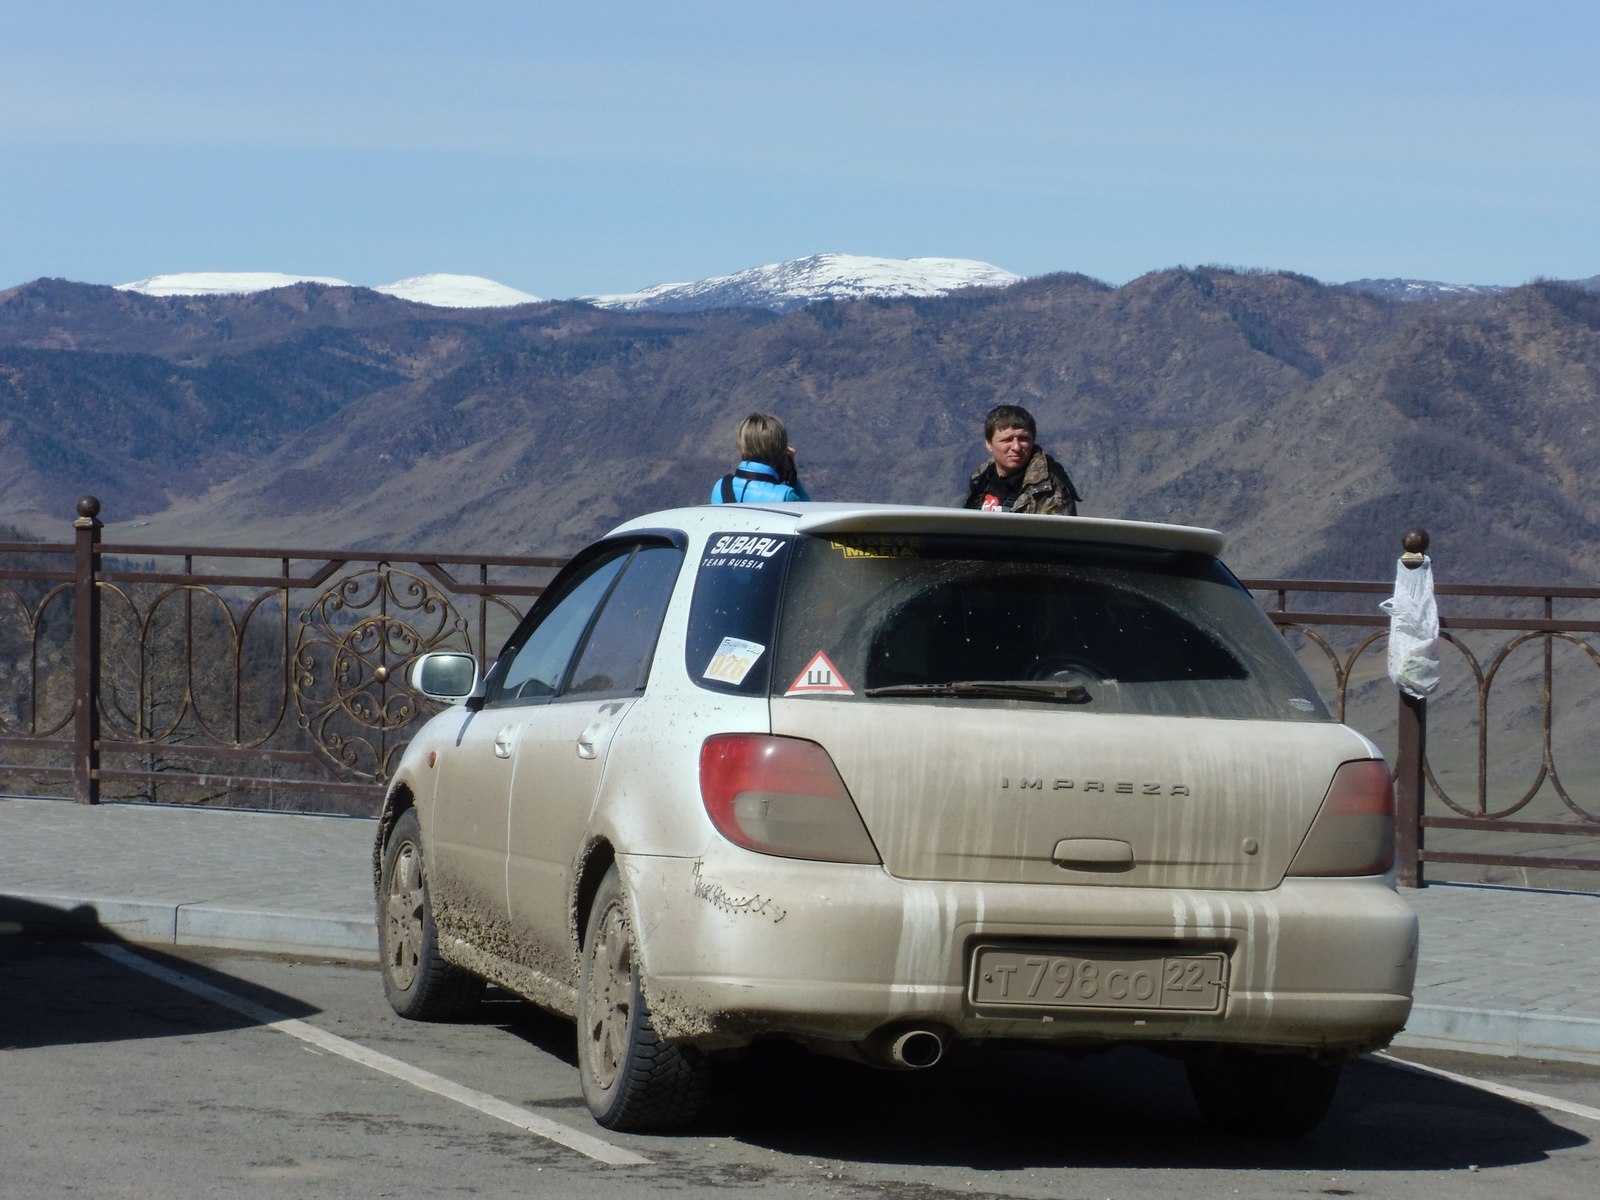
[92, 943, 650, 1166]
[1378, 1051, 1600, 1124]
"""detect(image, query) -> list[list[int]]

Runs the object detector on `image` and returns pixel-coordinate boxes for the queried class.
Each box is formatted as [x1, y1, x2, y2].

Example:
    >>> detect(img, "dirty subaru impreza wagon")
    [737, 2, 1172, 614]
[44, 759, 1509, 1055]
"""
[374, 503, 1416, 1136]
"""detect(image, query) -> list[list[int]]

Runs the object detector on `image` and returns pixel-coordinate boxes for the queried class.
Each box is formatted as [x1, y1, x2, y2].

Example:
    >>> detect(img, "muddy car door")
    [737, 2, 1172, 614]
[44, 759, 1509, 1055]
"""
[430, 547, 634, 930]
[505, 542, 684, 955]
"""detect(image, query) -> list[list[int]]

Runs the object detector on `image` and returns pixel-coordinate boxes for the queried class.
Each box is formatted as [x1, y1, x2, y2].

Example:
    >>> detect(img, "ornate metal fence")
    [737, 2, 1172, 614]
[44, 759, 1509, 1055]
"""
[0, 497, 563, 815]
[1244, 533, 1600, 888]
[3, 505, 1598, 885]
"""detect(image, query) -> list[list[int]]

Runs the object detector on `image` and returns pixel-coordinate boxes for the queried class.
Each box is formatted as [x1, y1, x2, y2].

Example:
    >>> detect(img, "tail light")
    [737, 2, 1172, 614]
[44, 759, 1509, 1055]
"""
[1286, 759, 1396, 877]
[699, 734, 881, 864]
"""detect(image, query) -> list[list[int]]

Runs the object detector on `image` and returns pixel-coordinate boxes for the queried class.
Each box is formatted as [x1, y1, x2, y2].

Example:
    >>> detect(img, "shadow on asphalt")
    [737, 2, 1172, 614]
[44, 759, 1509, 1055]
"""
[0, 901, 319, 1050]
[701, 1041, 1587, 1172]
[12, 911, 1577, 1177]
[440, 989, 1589, 1173]
[486, 987, 580, 1069]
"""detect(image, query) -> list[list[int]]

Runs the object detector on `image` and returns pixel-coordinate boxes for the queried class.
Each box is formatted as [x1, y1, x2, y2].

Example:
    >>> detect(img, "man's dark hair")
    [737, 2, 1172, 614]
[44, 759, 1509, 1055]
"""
[984, 404, 1036, 441]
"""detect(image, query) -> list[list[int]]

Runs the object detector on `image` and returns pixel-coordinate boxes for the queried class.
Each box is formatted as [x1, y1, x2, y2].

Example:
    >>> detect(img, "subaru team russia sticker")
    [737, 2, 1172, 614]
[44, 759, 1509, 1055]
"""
[1288, 697, 1316, 712]
[704, 637, 765, 685]
[785, 651, 854, 696]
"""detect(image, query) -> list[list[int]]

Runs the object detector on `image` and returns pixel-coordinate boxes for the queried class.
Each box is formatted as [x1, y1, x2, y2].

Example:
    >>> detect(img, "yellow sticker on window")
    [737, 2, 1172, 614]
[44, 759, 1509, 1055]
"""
[828, 536, 920, 560]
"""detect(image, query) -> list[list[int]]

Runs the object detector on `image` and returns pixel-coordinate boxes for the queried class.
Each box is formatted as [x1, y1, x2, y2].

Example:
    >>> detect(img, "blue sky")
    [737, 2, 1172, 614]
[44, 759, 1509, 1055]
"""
[4, 1, 1596, 298]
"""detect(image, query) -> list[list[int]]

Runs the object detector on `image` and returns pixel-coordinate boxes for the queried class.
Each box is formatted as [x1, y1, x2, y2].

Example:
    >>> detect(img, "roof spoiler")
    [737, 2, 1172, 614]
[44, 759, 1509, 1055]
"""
[792, 505, 1226, 556]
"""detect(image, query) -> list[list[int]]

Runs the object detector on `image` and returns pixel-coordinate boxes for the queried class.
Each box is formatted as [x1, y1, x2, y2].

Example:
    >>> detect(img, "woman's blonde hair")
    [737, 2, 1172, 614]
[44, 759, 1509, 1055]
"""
[736, 413, 789, 469]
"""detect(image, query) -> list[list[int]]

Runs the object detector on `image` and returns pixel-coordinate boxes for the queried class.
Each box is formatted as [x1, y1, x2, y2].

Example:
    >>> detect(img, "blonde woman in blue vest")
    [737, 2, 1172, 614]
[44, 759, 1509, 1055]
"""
[710, 413, 812, 504]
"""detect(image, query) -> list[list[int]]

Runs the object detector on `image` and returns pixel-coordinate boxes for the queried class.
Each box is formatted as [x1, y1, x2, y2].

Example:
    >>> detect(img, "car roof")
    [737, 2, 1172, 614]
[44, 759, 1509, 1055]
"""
[607, 502, 1226, 557]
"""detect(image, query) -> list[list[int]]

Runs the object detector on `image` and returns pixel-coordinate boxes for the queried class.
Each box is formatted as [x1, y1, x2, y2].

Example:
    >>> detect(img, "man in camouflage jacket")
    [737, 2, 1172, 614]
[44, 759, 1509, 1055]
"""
[962, 404, 1081, 515]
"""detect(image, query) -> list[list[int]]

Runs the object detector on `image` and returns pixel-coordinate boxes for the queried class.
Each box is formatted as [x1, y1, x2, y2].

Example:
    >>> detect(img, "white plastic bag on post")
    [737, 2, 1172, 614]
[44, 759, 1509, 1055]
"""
[1380, 555, 1439, 698]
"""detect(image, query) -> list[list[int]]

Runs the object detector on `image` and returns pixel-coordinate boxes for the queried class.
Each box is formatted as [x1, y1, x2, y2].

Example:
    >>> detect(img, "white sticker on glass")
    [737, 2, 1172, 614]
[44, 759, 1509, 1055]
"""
[704, 637, 765, 685]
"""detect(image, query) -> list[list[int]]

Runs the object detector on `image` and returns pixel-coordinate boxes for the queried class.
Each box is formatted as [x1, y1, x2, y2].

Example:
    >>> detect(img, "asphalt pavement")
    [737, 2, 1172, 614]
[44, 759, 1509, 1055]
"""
[3, 794, 1597, 1067]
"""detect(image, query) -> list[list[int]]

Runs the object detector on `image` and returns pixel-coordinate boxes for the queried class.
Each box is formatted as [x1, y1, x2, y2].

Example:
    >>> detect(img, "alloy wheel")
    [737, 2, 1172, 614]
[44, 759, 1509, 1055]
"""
[385, 840, 425, 991]
[584, 900, 633, 1090]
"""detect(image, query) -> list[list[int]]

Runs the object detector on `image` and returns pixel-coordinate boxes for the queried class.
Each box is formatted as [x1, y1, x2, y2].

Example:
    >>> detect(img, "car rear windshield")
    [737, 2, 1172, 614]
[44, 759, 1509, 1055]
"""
[765, 532, 1331, 721]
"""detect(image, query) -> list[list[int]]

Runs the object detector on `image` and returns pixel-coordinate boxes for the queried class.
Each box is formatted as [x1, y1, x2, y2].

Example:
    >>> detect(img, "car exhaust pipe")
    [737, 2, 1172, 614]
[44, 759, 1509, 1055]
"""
[885, 1028, 945, 1069]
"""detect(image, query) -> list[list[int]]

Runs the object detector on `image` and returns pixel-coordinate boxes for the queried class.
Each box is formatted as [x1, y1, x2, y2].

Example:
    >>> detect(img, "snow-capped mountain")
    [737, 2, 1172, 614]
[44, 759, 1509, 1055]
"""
[373, 274, 541, 307]
[1337, 277, 1509, 303]
[582, 253, 1023, 313]
[112, 256, 1016, 313]
[117, 271, 354, 296]
[1337, 275, 1600, 303]
[117, 272, 541, 308]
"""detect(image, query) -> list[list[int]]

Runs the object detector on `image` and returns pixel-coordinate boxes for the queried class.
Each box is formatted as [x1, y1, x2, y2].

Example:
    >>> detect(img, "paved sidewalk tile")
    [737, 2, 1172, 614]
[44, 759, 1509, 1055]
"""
[0, 796, 377, 961]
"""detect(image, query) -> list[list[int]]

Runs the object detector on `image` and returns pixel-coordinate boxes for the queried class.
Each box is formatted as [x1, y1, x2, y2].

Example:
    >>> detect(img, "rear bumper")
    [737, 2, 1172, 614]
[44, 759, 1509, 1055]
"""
[619, 844, 1417, 1054]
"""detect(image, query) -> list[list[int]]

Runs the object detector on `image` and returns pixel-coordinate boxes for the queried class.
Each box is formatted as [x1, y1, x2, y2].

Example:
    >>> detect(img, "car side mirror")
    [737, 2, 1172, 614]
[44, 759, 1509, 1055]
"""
[410, 651, 480, 703]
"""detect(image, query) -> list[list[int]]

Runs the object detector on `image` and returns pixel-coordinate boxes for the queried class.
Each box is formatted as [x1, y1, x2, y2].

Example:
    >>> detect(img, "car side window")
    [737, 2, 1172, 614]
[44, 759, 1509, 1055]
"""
[565, 545, 684, 697]
[489, 551, 629, 706]
[685, 533, 792, 694]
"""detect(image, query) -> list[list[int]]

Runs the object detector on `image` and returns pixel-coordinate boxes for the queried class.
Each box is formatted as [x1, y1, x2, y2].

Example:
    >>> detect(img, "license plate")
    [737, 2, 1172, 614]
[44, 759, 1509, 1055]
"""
[969, 945, 1226, 1013]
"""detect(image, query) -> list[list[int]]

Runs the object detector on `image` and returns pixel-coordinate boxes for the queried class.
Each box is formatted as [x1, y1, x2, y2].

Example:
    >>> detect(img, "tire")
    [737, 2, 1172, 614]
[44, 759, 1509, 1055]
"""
[577, 866, 710, 1131]
[1186, 1049, 1343, 1139]
[379, 808, 485, 1020]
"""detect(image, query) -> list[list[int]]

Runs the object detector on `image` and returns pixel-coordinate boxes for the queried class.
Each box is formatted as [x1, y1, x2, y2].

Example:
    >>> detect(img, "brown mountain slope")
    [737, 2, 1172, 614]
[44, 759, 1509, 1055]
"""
[3, 270, 1597, 584]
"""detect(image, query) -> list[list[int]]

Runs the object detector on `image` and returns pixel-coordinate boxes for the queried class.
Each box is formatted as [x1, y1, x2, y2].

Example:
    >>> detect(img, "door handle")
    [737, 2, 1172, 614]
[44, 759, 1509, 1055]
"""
[1051, 838, 1135, 871]
[493, 724, 518, 759]
[576, 717, 610, 760]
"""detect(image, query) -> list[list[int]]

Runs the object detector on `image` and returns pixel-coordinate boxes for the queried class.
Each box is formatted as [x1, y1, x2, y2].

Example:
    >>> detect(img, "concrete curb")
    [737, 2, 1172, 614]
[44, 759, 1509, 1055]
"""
[1396, 1003, 1600, 1068]
[1, 891, 378, 963]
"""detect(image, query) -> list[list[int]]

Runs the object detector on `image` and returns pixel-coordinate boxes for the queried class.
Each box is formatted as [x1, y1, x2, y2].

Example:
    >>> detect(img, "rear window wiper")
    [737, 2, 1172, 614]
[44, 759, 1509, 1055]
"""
[862, 680, 1092, 704]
